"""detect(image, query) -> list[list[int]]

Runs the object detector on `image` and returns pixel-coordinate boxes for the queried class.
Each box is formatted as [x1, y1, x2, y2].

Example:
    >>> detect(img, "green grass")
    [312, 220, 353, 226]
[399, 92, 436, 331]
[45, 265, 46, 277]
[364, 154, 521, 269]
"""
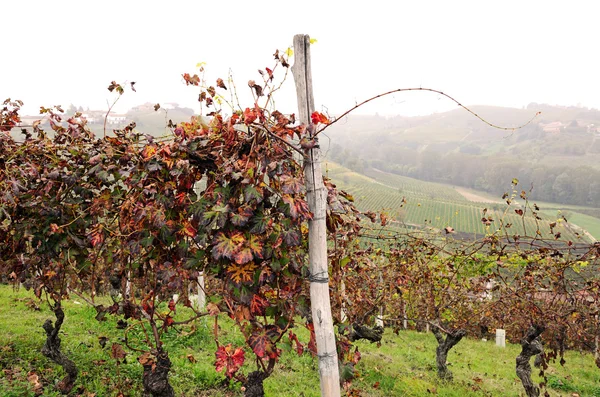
[1, 285, 600, 396]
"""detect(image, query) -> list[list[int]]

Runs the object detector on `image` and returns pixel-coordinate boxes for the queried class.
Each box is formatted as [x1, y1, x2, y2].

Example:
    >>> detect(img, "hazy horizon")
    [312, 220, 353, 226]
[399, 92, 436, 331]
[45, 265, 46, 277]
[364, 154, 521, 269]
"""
[3, 1, 600, 119]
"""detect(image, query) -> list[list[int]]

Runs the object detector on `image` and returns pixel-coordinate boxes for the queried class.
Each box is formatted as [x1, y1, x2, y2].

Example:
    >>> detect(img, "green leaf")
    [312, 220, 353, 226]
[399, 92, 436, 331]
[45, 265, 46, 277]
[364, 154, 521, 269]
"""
[244, 185, 263, 204]
[250, 213, 270, 234]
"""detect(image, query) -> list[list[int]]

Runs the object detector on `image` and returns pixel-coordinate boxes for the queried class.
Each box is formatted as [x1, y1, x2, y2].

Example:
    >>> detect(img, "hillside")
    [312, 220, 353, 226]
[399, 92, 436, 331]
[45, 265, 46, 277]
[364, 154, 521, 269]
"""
[325, 161, 597, 242]
[325, 104, 600, 208]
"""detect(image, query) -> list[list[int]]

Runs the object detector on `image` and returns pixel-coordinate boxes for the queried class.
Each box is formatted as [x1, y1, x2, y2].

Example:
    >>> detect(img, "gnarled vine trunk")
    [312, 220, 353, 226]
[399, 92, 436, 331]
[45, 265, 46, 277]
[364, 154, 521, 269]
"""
[516, 324, 545, 397]
[243, 370, 268, 397]
[431, 324, 466, 380]
[349, 323, 384, 343]
[41, 304, 78, 394]
[141, 350, 175, 397]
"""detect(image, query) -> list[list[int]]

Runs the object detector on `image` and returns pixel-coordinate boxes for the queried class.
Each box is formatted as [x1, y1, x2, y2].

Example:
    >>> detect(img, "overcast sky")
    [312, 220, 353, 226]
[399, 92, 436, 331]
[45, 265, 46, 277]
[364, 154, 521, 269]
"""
[3, 0, 599, 118]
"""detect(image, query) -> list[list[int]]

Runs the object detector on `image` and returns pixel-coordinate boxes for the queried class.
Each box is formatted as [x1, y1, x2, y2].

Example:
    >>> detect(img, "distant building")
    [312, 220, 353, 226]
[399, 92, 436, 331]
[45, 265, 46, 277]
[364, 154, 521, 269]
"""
[107, 114, 127, 125]
[540, 121, 564, 133]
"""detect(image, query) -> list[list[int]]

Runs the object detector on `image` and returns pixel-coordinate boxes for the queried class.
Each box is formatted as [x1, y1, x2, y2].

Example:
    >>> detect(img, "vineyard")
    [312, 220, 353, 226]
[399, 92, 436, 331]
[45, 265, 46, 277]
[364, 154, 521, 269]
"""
[326, 161, 589, 241]
[3, 40, 600, 397]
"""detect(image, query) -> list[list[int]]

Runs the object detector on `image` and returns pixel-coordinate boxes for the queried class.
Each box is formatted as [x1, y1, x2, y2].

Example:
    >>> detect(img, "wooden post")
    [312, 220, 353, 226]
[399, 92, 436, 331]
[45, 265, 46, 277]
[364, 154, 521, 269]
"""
[292, 33, 341, 397]
[195, 272, 206, 310]
[376, 269, 384, 328]
[496, 328, 506, 347]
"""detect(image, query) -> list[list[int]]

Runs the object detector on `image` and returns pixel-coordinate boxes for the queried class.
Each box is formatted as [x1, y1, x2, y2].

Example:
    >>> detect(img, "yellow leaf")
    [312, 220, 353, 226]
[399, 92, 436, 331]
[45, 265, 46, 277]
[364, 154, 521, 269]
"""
[227, 262, 258, 284]
[196, 62, 207, 68]
[285, 47, 293, 57]
[309, 38, 318, 44]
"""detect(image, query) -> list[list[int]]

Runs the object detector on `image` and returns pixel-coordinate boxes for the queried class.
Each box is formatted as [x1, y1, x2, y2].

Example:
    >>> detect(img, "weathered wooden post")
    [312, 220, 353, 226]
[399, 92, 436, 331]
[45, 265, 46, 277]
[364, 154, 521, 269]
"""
[291, 33, 341, 397]
[496, 328, 506, 347]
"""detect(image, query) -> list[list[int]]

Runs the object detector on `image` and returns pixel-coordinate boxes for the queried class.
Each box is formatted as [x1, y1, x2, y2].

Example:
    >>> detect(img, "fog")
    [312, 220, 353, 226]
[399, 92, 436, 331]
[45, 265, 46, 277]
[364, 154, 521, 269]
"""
[3, 0, 600, 118]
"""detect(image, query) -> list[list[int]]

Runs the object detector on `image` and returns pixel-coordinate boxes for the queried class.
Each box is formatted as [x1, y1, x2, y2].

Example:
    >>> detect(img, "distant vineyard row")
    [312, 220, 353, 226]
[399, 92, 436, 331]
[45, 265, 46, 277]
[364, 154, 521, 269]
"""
[326, 162, 585, 242]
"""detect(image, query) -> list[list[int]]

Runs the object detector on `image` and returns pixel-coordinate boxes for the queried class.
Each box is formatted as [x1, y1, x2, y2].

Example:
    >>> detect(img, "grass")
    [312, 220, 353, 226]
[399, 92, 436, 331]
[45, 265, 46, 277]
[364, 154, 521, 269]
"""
[1, 285, 600, 396]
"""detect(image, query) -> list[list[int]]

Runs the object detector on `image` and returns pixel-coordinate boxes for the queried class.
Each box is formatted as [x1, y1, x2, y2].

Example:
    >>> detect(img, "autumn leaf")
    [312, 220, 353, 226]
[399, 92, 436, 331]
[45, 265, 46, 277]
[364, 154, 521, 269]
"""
[351, 347, 361, 365]
[265, 67, 274, 81]
[247, 234, 263, 258]
[187, 354, 197, 363]
[177, 220, 196, 237]
[138, 352, 154, 367]
[299, 137, 318, 150]
[233, 247, 253, 265]
[230, 205, 253, 227]
[279, 174, 304, 194]
[182, 73, 200, 86]
[141, 144, 157, 160]
[226, 261, 258, 284]
[207, 302, 220, 316]
[250, 294, 269, 316]
[168, 299, 176, 312]
[49, 223, 61, 234]
[364, 211, 377, 223]
[163, 316, 175, 328]
[27, 371, 43, 395]
[244, 185, 264, 204]
[111, 343, 127, 362]
[216, 78, 227, 90]
[288, 331, 304, 356]
[380, 213, 388, 227]
[214, 344, 245, 378]
[247, 80, 263, 97]
[306, 322, 317, 355]
[282, 195, 311, 219]
[249, 327, 281, 359]
[212, 232, 244, 261]
[243, 107, 258, 125]
[88, 225, 104, 247]
[310, 111, 330, 125]
[340, 190, 354, 202]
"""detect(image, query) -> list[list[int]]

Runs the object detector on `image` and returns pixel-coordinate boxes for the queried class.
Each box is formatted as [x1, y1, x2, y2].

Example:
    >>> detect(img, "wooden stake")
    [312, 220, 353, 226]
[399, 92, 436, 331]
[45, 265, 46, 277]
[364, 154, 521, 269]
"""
[292, 33, 341, 397]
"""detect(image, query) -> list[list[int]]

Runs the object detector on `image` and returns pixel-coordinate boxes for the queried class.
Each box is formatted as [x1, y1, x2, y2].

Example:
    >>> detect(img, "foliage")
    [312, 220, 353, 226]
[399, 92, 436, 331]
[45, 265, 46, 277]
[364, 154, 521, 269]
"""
[0, 49, 362, 395]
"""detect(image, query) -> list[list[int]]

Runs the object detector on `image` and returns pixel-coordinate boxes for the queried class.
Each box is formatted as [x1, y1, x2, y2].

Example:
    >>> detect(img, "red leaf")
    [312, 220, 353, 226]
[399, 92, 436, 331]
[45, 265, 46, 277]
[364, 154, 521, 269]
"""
[168, 299, 176, 312]
[243, 107, 257, 125]
[249, 327, 281, 360]
[380, 213, 388, 227]
[233, 247, 253, 265]
[180, 221, 196, 237]
[310, 111, 329, 125]
[163, 316, 175, 328]
[288, 331, 304, 356]
[215, 344, 245, 378]
[306, 322, 317, 355]
[88, 225, 104, 247]
[250, 294, 269, 316]
[282, 195, 312, 219]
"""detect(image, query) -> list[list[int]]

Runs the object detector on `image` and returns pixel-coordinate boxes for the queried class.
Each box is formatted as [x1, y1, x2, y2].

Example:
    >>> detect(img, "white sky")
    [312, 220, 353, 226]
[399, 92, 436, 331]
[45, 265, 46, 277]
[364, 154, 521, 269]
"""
[3, 0, 599, 117]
